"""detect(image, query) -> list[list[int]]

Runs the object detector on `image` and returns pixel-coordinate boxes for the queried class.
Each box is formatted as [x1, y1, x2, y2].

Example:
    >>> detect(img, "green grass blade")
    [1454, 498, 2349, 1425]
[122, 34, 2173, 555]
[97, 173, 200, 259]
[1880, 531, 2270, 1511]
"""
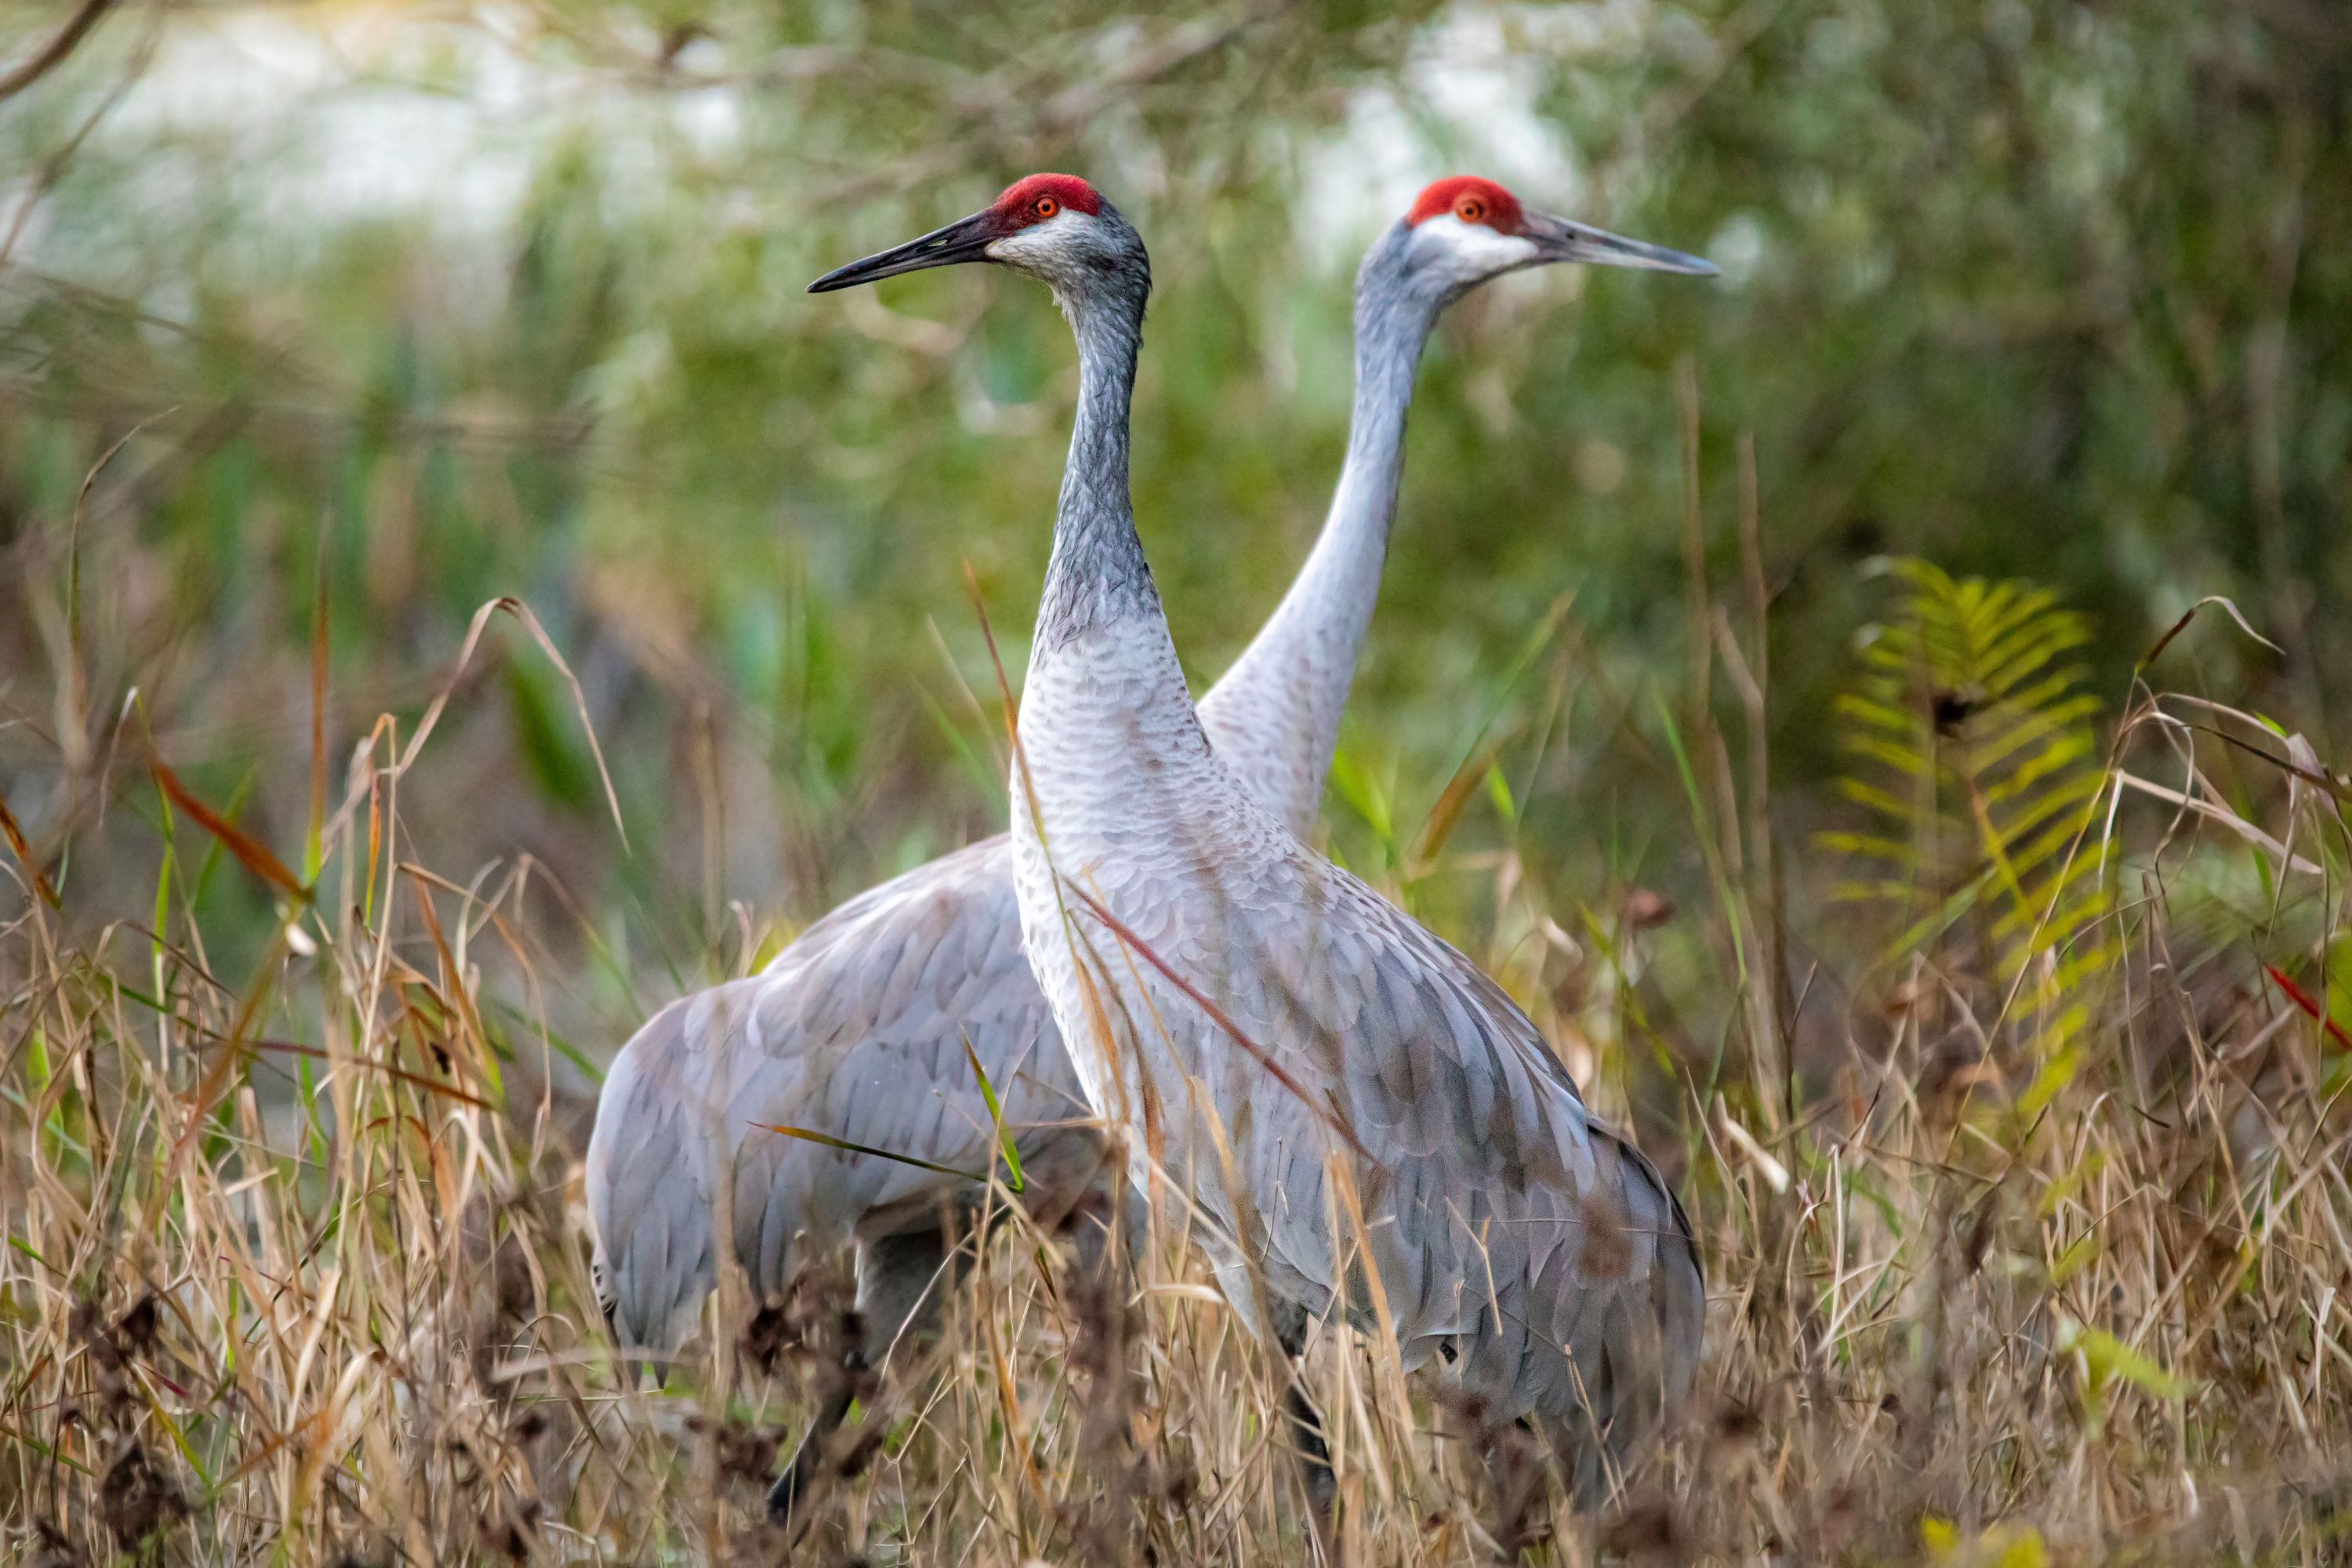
[960, 1027, 1025, 1196]
[753, 1122, 989, 1186]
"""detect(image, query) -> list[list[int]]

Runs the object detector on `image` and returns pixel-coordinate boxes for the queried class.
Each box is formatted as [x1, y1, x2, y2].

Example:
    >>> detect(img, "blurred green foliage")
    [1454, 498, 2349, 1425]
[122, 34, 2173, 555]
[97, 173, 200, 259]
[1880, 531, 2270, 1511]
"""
[1, 0, 2345, 1046]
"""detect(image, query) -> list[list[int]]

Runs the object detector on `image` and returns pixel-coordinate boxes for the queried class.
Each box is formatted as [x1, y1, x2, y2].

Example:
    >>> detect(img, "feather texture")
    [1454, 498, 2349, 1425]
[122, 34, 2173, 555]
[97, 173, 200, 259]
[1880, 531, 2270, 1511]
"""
[590, 216, 1448, 1355]
[1008, 609, 1702, 1498]
[1001, 202, 1700, 1502]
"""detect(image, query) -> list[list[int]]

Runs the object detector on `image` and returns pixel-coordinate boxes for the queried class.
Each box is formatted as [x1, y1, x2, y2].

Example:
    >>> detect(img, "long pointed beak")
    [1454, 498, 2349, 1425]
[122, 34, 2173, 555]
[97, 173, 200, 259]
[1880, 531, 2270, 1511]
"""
[808, 209, 1002, 293]
[1524, 210, 1717, 277]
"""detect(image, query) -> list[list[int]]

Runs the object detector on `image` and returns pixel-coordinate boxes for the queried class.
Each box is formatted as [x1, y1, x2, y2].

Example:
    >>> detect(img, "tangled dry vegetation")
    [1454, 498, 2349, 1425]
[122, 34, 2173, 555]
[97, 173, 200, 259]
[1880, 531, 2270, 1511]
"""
[5, 572, 2351, 1567]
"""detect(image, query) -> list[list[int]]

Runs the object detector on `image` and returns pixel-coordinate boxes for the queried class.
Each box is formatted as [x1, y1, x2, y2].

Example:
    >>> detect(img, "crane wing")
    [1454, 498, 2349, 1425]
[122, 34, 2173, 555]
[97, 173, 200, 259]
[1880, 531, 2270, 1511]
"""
[1064, 844, 1700, 1452]
[587, 839, 1101, 1352]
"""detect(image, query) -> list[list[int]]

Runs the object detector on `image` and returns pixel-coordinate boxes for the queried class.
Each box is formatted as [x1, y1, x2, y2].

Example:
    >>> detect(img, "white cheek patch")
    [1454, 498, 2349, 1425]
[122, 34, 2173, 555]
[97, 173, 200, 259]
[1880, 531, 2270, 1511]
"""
[1417, 213, 1542, 274]
[985, 210, 1085, 268]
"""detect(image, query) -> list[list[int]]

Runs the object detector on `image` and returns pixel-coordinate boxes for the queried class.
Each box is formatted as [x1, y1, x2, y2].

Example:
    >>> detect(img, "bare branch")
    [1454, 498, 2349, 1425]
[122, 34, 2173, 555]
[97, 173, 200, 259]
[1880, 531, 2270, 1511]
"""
[0, 0, 118, 104]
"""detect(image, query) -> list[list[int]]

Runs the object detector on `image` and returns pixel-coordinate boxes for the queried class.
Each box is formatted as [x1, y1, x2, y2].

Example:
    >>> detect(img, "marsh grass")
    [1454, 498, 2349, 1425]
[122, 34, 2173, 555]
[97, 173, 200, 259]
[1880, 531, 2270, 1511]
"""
[5, 560, 2352, 1566]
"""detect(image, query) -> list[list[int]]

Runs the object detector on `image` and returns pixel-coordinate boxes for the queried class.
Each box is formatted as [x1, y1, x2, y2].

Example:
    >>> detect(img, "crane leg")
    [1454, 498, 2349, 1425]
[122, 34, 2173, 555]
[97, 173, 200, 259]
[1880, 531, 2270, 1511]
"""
[767, 1380, 857, 1528]
[1273, 1302, 1336, 1523]
[767, 1225, 960, 1530]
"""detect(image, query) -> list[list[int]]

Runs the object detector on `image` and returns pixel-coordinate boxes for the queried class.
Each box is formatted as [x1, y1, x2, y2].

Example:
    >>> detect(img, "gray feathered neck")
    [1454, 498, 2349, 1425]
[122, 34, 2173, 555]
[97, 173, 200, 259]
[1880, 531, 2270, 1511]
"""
[1033, 201, 1156, 650]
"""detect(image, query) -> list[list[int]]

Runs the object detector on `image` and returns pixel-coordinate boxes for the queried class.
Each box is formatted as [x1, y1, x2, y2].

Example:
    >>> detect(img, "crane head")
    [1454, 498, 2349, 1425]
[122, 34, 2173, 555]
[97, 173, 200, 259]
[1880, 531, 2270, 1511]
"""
[1395, 176, 1716, 289]
[808, 173, 1145, 300]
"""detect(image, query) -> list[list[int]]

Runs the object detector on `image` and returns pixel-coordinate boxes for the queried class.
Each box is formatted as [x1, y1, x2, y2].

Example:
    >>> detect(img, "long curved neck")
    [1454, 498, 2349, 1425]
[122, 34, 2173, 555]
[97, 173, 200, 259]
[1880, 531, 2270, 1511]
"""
[1196, 264, 1439, 835]
[1033, 293, 1156, 652]
[1018, 263, 1223, 835]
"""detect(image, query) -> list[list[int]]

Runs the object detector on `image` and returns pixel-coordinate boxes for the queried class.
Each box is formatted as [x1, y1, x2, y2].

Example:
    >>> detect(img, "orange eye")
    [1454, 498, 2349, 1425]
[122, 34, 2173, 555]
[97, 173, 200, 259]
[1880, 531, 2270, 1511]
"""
[1455, 196, 1486, 225]
[1035, 197, 1059, 219]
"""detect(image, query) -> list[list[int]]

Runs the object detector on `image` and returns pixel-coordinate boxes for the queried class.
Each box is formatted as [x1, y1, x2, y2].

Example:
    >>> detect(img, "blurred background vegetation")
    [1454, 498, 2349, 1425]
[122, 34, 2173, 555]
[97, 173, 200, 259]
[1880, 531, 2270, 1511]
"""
[9, 6, 2352, 1560]
[2, 0, 2347, 1094]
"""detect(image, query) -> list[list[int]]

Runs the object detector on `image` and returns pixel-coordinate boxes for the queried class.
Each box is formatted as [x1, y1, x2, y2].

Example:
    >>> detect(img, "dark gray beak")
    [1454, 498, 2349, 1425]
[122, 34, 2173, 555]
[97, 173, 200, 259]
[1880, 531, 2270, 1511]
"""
[808, 209, 1002, 293]
[1524, 210, 1717, 277]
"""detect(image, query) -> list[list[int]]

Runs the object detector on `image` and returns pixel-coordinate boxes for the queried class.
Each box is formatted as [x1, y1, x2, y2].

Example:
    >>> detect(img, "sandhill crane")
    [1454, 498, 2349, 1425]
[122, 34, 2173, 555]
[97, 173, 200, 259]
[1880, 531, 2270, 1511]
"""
[588, 170, 1709, 1523]
[810, 172, 1713, 1515]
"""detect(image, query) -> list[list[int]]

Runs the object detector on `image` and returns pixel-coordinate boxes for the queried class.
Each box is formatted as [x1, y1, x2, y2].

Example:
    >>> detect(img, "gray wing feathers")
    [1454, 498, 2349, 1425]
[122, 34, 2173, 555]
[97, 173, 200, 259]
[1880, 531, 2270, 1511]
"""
[1151, 856, 1699, 1471]
[585, 997, 719, 1355]
[588, 792, 1699, 1492]
[586, 839, 1102, 1354]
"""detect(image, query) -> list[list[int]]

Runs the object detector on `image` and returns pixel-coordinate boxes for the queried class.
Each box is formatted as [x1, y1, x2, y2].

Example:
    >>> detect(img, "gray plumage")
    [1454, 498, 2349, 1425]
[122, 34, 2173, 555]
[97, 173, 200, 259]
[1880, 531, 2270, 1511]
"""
[587, 174, 1714, 1505]
[589, 201, 1465, 1360]
[589, 841, 1087, 1354]
[996, 190, 1709, 1502]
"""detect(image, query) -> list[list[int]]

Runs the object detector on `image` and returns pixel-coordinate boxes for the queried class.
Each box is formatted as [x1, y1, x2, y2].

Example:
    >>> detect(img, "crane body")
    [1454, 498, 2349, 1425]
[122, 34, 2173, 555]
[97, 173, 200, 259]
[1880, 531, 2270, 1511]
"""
[586, 176, 1581, 1512]
[592, 210, 1434, 1359]
[810, 172, 1714, 1503]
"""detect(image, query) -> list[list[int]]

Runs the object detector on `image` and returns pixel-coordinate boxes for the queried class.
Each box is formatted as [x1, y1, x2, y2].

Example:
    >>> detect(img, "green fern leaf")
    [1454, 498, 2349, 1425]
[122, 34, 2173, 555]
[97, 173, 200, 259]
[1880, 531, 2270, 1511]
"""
[1817, 557, 2117, 1055]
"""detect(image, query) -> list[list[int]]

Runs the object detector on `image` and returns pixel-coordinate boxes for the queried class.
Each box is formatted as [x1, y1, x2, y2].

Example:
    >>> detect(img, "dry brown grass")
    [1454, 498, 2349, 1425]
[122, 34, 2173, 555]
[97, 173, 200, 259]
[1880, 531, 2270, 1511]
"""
[5, 590, 2351, 1567]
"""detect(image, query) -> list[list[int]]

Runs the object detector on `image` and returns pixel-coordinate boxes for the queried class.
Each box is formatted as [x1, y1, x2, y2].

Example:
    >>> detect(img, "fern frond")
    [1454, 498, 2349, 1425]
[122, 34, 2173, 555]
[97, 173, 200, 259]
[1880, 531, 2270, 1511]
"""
[1831, 782, 1927, 826]
[1817, 832, 1926, 864]
[1817, 556, 2118, 1054]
